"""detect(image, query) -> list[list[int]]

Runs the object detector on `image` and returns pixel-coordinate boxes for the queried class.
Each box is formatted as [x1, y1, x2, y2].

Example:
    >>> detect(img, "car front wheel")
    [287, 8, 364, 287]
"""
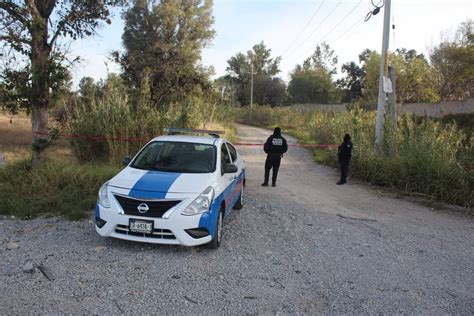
[208, 208, 224, 249]
[233, 183, 244, 210]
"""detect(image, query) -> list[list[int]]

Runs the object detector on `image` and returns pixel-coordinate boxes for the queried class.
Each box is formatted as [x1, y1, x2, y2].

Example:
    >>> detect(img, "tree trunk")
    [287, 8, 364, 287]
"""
[29, 2, 53, 166]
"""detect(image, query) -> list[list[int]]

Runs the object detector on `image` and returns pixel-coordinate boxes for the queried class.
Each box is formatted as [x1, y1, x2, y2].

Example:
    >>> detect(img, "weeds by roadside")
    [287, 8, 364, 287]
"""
[0, 159, 120, 220]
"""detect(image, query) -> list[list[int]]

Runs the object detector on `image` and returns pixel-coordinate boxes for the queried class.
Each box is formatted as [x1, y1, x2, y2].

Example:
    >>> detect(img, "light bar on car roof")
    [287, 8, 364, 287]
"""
[164, 128, 225, 137]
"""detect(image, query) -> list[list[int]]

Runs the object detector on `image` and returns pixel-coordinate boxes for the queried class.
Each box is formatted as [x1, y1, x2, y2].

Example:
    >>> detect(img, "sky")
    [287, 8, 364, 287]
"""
[68, 0, 473, 87]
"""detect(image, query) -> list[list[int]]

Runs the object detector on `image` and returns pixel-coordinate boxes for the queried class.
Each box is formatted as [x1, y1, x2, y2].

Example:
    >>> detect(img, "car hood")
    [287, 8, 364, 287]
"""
[108, 167, 214, 198]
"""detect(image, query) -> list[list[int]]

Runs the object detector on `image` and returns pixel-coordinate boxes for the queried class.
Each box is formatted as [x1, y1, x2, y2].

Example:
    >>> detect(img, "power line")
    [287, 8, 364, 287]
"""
[285, 0, 342, 59]
[280, 0, 327, 57]
[318, 0, 362, 43]
[331, 15, 364, 44]
[292, 0, 363, 62]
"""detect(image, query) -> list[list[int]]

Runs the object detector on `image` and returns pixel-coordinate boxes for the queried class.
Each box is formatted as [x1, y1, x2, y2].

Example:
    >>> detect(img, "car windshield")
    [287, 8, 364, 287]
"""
[131, 141, 216, 173]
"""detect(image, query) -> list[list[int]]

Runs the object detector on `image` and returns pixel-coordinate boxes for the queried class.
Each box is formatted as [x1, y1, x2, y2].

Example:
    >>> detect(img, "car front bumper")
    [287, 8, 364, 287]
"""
[95, 203, 213, 246]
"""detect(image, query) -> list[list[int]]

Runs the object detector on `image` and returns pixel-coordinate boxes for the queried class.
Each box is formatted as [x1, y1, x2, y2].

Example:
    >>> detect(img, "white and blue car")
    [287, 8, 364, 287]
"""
[95, 129, 245, 248]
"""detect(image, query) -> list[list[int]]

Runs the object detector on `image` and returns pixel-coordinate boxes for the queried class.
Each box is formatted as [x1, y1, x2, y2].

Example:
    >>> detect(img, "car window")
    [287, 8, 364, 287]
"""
[131, 141, 216, 173]
[220, 144, 231, 174]
[226, 143, 238, 162]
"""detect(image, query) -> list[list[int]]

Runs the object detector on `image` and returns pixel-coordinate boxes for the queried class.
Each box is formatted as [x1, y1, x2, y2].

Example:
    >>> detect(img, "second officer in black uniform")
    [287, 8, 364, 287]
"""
[262, 127, 288, 187]
[337, 133, 353, 185]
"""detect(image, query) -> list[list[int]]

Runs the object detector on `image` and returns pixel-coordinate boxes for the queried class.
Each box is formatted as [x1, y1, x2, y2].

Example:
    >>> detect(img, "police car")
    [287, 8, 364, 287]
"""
[95, 128, 245, 248]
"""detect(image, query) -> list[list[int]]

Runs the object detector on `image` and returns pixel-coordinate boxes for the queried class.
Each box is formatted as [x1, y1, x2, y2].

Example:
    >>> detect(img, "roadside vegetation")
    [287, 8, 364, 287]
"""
[0, 159, 120, 220]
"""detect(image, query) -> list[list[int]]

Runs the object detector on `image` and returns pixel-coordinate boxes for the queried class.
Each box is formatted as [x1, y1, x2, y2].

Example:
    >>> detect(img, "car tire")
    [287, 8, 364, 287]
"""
[208, 208, 224, 249]
[233, 184, 244, 210]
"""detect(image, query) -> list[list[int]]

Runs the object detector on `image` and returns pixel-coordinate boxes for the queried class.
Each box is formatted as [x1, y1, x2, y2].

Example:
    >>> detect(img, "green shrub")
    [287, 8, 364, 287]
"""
[0, 159, 120, 220]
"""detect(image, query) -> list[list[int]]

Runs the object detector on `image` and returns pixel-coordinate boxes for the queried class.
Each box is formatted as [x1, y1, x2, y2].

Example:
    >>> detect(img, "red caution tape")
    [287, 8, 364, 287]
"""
[235, 143, 338, 149]
[33, 132, 338, 149]
[33, 131, 149, 143]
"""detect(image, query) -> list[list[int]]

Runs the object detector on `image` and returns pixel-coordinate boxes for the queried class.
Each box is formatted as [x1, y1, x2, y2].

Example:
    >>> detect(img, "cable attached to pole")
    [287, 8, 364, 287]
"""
[364, 0, 384, 22]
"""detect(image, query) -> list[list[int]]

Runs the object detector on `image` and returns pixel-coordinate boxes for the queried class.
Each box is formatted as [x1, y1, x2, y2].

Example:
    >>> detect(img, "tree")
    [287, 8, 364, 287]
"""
[288, 66, 336, 104]
[0, 64, 31, 113]
[115, 0, 215, 107]
[302, 42, 338, 75]
[430, 19, 473, 100]
[226, 41, 283, 106]
[339, 46, 442, 106]
[253, 76, 287, 106]
[392, 48, 439, 103]
[288, 43, 339, 104]
[361, 50, 381, 106]
[336, 61, 364, 102]
[78, 76, 97, 106]
[0, 0, 124, 165]
[358, 48, 375, 63]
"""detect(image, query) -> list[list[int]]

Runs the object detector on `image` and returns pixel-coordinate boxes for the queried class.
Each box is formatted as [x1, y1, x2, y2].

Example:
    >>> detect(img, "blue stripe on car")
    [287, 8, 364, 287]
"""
[95, 203, 100, 220]
[128, 171, 181, 199]
[198, 170, 245, 238]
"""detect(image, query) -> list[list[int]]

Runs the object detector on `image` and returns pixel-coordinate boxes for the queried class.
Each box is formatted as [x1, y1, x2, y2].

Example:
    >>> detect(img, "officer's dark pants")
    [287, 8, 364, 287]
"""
[264, 154, 281, 184]
[339, 160, 349, 183]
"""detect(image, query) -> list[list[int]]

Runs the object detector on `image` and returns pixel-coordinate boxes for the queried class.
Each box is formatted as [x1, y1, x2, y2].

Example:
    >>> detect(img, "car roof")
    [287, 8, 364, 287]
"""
[151, 134, 226, 145]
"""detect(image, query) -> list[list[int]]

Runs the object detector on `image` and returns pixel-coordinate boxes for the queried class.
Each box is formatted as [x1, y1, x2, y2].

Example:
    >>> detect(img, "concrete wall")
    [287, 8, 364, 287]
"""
[291, 103, 348, 112]
[397, 98, 474, 117]
[291, 98, 474, 117]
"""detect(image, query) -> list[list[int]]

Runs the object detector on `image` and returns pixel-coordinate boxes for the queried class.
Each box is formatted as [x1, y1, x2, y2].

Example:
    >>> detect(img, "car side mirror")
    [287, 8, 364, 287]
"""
[223, 163, 238, 174]
[122, 156, 131, 166]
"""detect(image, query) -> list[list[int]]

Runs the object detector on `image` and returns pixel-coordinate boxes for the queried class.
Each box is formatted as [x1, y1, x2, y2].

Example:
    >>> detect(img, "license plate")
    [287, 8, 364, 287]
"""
[129, 219, 153, 234]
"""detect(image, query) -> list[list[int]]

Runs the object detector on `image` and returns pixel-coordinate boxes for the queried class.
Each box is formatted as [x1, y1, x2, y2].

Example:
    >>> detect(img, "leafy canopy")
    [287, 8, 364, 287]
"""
[114, 0, 215, 107]
[288, 42, 339, 104]
[226, 41, 285, 106]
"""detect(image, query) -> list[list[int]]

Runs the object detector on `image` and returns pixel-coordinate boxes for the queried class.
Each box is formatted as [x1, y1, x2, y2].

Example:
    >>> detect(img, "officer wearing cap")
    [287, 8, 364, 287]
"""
[262, 127, 288, 187]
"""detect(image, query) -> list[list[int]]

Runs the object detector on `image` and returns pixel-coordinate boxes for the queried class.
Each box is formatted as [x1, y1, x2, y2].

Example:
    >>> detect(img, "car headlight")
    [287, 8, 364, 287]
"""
[98, 182, 111, 208]
[182, 186, 215, 216]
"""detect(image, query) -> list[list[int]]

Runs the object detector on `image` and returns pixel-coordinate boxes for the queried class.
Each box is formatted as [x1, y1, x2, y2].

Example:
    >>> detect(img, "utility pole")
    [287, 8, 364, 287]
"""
[387, 65, 397, 130]
[250, 63, 254, 121]
[374, 0, 391, 149]
[221, 84, 226, 103]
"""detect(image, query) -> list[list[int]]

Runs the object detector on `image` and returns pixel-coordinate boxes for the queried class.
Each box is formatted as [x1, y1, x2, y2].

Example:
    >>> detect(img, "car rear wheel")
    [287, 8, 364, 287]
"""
[233, 184, 244, 210]
[208, 208, 224, 249]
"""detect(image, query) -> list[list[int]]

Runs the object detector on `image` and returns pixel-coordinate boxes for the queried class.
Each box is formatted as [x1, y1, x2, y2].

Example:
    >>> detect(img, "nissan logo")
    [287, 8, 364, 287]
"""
[137, 203, 150, 214]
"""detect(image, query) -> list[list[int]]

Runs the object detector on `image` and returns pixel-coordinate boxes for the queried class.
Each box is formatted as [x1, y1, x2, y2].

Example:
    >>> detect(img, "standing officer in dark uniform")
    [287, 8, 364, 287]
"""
[262, 127, 288, 187]
[337, 133, 353, 185]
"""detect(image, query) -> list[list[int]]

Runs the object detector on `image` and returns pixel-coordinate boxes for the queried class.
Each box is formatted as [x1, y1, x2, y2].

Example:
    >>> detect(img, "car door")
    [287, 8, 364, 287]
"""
[224, 142, 243, 206]
[219, 143, 236, 213]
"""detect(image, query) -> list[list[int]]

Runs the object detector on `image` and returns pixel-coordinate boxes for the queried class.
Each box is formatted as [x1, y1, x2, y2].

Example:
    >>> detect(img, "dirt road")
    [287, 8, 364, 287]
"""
[0, 124, 472, 314]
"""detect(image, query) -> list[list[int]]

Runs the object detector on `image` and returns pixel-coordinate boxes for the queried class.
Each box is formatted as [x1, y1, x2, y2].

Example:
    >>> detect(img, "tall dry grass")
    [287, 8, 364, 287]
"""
[66, 90, 237, 163]
[0, 112, 31, 163]
[0, 111, 76, 165]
